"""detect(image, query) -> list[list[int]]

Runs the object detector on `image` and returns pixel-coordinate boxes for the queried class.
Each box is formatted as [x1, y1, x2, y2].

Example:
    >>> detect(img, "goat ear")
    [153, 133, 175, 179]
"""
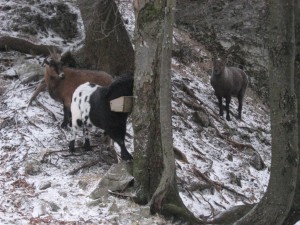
[59, 73, 65, 79]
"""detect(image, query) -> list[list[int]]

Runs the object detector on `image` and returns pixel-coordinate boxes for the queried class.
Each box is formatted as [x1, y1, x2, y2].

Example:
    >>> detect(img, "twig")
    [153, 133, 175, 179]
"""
[108, 190, 135, 198]
[69, 158, 102, 175]
[198, 192, 215, 218]
[35, 99, 58, 122]
[20, 110, 44, 131]
[28, 78, 46, 106]
[40, 149, 68, 162]
[2, 80, 22, 98]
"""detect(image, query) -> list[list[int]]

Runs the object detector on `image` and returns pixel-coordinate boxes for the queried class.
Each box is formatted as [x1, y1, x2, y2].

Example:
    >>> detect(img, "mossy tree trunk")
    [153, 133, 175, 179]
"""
[76, 0, 134, 75]
[132, 0, 201, 223]
[234, 1, 299, 224]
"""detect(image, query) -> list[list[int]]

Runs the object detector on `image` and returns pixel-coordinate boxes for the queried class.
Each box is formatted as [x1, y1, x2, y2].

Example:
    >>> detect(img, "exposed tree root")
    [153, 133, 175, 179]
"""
[210, 121, 266, 170]
[40, 149, 68, 163]
[192, 166, 249, 201]
[207, 203, 256, 224]
[69, 159, 102, 175]
[0, 36, 60, 55]
[162, 203, 204, 224]
[173, 146, 189, 163]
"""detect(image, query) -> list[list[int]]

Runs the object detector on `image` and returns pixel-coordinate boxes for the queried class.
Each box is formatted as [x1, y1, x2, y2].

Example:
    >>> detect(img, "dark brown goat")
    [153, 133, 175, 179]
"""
[44, 51, 113, 128]
[210, 58, 248, 121]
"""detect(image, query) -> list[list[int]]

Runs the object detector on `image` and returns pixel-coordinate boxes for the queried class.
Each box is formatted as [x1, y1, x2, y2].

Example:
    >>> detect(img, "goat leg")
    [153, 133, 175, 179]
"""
[225, 96, 231, 121]
[69, 140, 75, 152]
[217, 95, 223, 117]
[237, 95, 243, 120]
[61, 105, 71, 129]
[83, 138, 92, 151]
[118, 141, 133, 161]
[69, 126, 77, 152]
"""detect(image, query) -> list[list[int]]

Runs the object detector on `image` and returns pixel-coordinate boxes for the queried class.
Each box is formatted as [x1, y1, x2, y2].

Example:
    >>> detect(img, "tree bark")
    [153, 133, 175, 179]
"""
[132, 0, 201, 223]
[76, 0, 134, 75]
[234, 1, 298, 224]
[282, 1, 300, 224]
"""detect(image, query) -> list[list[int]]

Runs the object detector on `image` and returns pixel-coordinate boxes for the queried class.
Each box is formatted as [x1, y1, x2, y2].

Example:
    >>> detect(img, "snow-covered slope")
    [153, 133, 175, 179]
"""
[0, 0, 272, 224]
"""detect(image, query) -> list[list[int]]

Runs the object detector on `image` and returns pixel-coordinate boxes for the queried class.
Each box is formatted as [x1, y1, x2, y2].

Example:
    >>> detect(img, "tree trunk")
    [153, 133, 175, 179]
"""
[234, 1, 298, 224]
[282, 1, 300, 224]
[76, 0, 134, 75]
[132, 0, 174, 204]
[132, 0, 201, 223]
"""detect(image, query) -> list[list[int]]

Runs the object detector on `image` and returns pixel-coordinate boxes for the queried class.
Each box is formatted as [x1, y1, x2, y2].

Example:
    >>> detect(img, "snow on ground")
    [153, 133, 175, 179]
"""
[0, 0, 273, 224]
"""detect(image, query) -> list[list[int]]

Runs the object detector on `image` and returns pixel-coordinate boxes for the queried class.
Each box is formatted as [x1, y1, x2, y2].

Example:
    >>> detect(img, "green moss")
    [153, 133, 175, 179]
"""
[139, 3, 164, 24]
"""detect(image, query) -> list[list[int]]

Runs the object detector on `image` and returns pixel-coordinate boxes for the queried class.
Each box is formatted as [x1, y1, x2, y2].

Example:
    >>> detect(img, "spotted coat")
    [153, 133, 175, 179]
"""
[68, 74, 134, 161]
[69, 82, 98, 152]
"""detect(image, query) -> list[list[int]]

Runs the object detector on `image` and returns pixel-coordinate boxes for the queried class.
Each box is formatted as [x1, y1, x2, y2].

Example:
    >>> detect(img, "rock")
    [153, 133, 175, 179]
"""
[244, 147, 266, 171]
[24, 160, 42, 176]
[228, 172, 242, 187]
[48, 201, 60, 212]
[32, 202, 47, 217]
[58, 191, 68, 198]
[39, 181, 51, 190]
[78, 180, 88, 191]
[2, 62, 44, 82]
[89, 162, 134, 200]
[193, 110, 210, 127]
[139, 206, 151, 218]
[87, 198, 104, 207]
[108, 201, 119, 212]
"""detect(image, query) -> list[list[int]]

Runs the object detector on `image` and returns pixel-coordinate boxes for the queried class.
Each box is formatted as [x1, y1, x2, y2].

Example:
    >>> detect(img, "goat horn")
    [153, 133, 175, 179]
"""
[42, 57, 50, 66]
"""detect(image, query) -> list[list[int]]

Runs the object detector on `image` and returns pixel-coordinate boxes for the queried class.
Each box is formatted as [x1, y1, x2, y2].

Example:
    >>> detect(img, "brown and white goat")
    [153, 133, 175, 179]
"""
[210, 57, 248, 121]
[43, 51, 113, 128]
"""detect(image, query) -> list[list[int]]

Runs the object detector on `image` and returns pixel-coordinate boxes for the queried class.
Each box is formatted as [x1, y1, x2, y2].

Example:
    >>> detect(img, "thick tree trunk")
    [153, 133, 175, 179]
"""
[132, 0, 201, 223]
[132, 0, 173, 205]
[234, 1, 298, 224]
[282, 1, 300, 224]
[76, 0, 134, 75]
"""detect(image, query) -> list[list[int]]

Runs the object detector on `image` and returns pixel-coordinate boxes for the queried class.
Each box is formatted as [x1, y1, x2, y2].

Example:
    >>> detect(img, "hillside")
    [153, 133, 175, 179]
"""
[0, 0, 273, 224]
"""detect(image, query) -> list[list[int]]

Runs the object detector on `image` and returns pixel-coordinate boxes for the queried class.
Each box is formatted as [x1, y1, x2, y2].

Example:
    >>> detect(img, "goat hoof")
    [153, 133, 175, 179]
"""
[61, 122, 68, 129]
[121, 153, 133, 161]
[84, 146, 93, 151]
[84, 139, 92, 151]
[69, 140, 75, 153]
